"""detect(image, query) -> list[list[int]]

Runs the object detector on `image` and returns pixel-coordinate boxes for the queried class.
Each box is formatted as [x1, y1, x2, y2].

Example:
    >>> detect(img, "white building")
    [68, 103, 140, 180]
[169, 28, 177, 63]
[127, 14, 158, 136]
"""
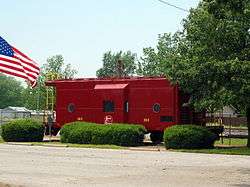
[0, 107, 31, 125]
[212, 106, 239, 118]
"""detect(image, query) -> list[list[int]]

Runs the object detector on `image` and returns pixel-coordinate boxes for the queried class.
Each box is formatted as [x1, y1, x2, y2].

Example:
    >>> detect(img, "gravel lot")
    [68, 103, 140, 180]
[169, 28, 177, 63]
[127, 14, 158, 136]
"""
[0, 144, 249, 187]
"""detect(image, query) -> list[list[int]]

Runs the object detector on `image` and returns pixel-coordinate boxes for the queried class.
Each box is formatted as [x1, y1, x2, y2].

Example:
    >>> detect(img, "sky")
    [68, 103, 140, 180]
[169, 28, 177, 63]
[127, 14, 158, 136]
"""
[1, 0, 200, 80]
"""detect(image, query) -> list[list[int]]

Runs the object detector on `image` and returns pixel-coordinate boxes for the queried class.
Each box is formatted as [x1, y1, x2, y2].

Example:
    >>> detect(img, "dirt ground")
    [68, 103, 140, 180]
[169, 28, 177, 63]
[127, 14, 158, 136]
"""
[0, 144, 249, 187]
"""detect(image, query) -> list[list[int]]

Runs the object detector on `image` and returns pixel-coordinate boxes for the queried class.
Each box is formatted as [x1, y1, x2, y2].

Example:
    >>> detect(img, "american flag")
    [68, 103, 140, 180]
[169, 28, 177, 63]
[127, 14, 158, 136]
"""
[0, 36, 40, 88]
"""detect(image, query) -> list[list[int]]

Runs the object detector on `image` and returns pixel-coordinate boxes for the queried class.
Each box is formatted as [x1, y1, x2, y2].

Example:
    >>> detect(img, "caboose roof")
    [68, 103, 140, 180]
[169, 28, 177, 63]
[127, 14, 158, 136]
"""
[45, 76, 169, 86]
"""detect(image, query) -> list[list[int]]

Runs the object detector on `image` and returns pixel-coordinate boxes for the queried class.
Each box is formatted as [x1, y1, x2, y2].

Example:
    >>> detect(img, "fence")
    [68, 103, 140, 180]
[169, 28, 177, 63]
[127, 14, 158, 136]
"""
[0, 111, 45, 125]
[206, 114, 248, 144]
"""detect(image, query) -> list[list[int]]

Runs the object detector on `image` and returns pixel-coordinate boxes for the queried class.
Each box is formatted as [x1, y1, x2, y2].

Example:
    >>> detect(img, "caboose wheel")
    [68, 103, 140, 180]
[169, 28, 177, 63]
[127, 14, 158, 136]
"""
[150, 132, 163, 144]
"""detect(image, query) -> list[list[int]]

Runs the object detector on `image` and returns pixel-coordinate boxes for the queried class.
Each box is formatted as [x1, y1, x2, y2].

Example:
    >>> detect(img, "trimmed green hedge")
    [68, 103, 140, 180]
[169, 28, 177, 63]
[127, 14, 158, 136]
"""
[1, 119, 44, 142]
[60, 122, 146, 146]
[164, 125, 217, 149]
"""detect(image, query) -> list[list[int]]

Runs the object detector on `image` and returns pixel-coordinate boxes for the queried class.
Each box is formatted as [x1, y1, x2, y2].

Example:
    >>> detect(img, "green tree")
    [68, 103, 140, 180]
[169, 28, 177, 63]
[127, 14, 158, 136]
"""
[0, 74, 25, 108]
[23, 55, 77, 110]
[138, 33, 183, 79]
[200, 0, 250, 146]
[22, 76, 46, 110]
[96, 51, 137, 78]
[42, 55, 77, 79]
[177, 0, 250, 144]
[139, 0, 250, 146]
[176, 0, 250, 145]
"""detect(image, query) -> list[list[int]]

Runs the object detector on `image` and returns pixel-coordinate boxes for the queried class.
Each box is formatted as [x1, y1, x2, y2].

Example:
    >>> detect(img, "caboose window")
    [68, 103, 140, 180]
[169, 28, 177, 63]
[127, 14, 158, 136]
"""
[103, 100, 114, 112]
[124, 101, 129, 113]
[153, 103, 161, 113]
[160, 116, 173, 122]
[67, 103, 75, 113]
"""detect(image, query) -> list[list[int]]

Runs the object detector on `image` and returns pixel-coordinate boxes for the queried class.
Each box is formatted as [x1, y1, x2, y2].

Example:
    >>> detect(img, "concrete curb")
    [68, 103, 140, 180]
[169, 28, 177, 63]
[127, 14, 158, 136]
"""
[5, 142, 68, 148]
[5, 142, 33, 146]
[4, 142, 166, 152]
[128, 147, 163, 152]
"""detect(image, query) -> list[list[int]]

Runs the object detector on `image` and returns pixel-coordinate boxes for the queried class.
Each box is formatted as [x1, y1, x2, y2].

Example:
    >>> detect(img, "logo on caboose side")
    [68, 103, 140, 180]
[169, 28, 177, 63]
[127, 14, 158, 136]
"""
[104, 115, 113, 124]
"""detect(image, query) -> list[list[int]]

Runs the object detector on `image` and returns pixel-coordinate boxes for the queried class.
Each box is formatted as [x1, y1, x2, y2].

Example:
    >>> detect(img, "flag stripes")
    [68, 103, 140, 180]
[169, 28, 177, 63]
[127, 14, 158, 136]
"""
[0, 37, 40, 87]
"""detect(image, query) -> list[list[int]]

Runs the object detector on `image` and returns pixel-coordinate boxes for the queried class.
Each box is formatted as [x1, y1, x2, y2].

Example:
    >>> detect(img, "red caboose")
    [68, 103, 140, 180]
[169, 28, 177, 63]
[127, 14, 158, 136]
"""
[46, 77, 194, 142]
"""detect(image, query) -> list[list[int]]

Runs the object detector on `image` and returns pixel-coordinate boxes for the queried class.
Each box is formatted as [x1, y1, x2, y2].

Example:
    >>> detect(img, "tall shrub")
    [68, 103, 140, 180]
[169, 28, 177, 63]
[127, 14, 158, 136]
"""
[1, 119, 44, 142]
[60, 122, 146, 146]
[164, 125, 217, 149]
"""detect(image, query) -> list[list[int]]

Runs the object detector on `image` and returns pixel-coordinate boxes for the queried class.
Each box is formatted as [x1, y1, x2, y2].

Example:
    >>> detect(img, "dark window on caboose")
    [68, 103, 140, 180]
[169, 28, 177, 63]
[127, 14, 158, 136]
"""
[103, 100, 114, 112]
[67, 103, 76, 113]
[124, 101, 129, 113]
[160, 116, 173, 122]
[153, 103, 161, 113]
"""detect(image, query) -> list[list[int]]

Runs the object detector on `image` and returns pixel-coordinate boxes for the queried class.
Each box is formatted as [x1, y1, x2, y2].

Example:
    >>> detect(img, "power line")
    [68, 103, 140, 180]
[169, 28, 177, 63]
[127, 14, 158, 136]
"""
[157, 0, 189, 13]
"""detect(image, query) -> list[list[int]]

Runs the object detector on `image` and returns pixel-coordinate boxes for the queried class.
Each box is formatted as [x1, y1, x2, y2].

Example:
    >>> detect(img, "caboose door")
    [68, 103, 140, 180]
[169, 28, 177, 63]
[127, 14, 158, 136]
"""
[94, 83, 129, 124]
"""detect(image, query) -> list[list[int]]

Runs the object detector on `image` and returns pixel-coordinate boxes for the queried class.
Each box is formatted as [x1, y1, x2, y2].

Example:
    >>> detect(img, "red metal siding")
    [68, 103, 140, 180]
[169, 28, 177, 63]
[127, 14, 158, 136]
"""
[47, 77, 180, 132]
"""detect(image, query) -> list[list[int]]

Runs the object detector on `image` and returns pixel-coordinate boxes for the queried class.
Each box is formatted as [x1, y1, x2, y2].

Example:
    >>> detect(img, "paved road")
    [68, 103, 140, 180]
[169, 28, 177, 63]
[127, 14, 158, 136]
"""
[0, 144, 249, 187]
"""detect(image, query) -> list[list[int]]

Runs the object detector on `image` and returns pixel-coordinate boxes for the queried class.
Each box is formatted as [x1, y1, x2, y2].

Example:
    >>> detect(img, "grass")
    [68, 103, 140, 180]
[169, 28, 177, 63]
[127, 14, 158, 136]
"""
[170, 138, 250, 156]
[0, 133, 122, 149]
[173, 147, 250, 156]
[31, 142, 123, 149]
[224, 125, 248, 129]
[1, 140, 122, 149]
[215, 138, 247, 146]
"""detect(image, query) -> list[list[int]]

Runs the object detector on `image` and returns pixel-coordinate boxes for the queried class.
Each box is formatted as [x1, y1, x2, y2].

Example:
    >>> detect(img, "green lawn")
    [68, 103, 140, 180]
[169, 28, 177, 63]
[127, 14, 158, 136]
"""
[224, 125, 247, 129]
[171, 138, 250, 156]
[174, 147, 250, 156]
[215, 138, 247, 146]
[31, 142, 123, 149]
[1, 140, 122, 149]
